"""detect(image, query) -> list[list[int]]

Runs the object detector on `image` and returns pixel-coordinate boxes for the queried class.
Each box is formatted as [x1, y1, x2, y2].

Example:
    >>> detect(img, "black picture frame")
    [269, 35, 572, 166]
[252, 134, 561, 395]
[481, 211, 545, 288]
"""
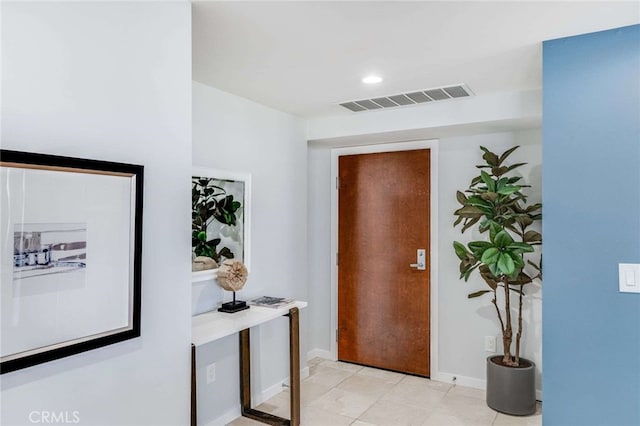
[0, 149, 144, 374]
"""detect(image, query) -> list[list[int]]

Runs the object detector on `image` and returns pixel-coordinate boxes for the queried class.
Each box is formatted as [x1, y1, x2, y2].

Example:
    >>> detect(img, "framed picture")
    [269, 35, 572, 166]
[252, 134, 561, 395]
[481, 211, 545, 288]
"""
[192, 167, 251, 280]
[0, 150, 143, 374]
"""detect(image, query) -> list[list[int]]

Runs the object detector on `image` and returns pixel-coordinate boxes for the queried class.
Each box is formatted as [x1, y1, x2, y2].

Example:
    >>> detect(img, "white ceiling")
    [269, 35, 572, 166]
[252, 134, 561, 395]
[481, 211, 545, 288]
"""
[192, 1, 640, 118]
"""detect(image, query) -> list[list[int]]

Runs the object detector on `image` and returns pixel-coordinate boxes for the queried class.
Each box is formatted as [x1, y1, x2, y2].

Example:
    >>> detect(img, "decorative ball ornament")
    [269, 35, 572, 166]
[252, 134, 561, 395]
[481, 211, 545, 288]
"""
[217, 259, 248, 291]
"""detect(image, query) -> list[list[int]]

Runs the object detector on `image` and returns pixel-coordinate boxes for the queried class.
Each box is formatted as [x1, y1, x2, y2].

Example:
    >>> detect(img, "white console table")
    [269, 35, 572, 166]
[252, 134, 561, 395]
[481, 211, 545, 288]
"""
[191, 301, 308, 426]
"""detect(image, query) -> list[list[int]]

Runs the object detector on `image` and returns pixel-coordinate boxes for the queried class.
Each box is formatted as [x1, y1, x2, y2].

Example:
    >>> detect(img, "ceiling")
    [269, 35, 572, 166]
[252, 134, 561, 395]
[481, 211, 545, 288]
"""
[192, 1, 639, 118]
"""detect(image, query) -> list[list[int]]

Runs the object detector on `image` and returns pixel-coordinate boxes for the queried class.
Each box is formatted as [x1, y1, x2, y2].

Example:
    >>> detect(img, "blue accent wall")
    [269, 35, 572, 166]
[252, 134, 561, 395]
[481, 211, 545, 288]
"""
[543, 25, 640, 426]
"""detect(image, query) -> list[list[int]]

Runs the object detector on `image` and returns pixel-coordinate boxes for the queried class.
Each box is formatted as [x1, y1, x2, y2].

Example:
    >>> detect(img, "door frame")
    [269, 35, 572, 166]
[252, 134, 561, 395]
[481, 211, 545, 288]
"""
[330, 139, 439, 376]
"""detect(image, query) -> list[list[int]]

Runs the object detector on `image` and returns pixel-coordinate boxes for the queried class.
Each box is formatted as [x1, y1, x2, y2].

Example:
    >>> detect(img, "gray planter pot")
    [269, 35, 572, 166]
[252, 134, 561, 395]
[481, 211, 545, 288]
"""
[486, 356, 536, 415]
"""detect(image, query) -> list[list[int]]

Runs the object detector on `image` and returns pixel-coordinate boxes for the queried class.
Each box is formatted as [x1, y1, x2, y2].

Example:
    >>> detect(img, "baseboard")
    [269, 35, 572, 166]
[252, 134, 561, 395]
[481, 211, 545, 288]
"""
[207, 366, 310, 425]
[256, 380, 287, 405]
[203, 405, 241, 426]
[301, 366, 310, 380]
[432, 371, 486, 390]
[278, 366, 311, 392]
[257, 367, 311, 405]
[307, 348, 333, 361]
[432, 371, 543, 402]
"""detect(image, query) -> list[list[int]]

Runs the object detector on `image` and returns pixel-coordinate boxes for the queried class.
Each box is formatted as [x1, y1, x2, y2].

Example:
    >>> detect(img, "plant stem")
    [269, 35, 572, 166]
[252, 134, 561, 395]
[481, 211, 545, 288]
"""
[492, 290, 506, 335]
[502, 276, 514, 366]
[514, 229, 527, 366]
[515, 284, 523, 365]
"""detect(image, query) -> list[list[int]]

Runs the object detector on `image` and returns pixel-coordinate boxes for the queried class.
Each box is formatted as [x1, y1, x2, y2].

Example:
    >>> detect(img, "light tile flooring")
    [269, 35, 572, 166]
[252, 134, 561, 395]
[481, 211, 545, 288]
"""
[228, 358, 542, 426]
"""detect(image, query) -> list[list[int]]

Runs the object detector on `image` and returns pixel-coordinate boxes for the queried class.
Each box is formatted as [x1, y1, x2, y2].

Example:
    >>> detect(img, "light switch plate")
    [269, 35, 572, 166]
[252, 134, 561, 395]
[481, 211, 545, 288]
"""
[206, 363, 216, 384]
[484, 336, 497, 353]
[618, 263, 640, 293]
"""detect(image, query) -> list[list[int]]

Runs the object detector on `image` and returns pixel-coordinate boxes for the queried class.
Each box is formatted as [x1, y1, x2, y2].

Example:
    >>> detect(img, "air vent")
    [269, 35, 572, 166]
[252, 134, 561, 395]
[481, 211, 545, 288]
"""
[371, 97, 397, 108]
[406, 92, 431, 103]
[388, 94, 414, 106]
[424, 88, 449, 101]
[355, 100, 382, 110]
[339, 102, 366, 112]
[339, 84, 473, 112]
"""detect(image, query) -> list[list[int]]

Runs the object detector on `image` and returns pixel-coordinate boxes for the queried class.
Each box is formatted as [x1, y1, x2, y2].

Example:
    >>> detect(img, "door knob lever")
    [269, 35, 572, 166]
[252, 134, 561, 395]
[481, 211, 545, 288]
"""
[410, 249, 427, 271]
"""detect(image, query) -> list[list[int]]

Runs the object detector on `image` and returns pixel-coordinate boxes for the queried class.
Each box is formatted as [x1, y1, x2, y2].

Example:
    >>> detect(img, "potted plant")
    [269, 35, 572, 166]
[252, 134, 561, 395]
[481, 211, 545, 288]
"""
[453, 146, 542, 415]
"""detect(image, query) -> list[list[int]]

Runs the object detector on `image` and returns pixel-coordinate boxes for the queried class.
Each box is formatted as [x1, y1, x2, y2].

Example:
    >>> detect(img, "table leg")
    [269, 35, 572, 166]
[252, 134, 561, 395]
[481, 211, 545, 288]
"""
[194, 304, 303, 426]
[288, 307, 300, 426]
[239, 328, 289, 425]
[191, 344, 197, 426]
[239, 328, 252, 411]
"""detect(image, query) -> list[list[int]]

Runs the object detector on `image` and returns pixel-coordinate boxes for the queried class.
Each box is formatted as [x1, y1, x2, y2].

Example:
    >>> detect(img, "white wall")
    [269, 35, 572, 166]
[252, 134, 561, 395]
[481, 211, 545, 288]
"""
[307, 146, 332, 355]
[438, 130, 542, 393]
[307, 90, 541, 144]
[307, 129, 542, 394]
[192, 81, 308, 425]
[1, 2, 192, 426]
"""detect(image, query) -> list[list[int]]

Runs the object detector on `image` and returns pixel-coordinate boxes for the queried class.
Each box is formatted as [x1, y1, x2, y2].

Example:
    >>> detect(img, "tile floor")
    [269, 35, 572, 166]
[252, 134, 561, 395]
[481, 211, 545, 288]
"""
[228, 358, 542, 426]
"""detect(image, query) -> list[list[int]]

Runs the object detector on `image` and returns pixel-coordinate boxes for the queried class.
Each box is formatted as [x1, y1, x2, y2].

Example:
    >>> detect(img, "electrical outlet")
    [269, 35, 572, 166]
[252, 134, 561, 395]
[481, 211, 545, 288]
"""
[485, 336, 497, 353]
[206, 363, 216, 384]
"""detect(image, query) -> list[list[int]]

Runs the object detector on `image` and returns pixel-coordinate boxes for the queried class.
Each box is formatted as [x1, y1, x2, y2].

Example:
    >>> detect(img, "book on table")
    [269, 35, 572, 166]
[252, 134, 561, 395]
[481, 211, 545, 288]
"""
[249, 296, 294, 309]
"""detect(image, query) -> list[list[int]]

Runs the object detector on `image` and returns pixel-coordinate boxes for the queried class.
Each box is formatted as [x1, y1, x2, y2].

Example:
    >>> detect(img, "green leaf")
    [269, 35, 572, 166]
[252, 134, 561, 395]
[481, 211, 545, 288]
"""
[479, 192, 498, 202]
[496, 177, 508, 190]
[481, 247, 500, 264]
[479, 265, 499, 288]
[453, 241, 470, 260]
[507, 251, 525, 268]
[468, 290, 491, 299]
[516, 216, 534, 228]
[466, 195, 491, 208]
[497, 185, 521, 195]
[462, 263, 480, 281]
[508, 272, 533, 286]
[494, 230, 514, 247]
[488, 221, 502, 240]
[454, 205, 484, 217]
[505, 223, 522, 236]
[218, 247, 234, 259]
[526, 203, 543, 213]
[498, 146, 520, 165]
[491, 166, 509, 177]
[489, 263, 500, 276]
[480, 146, 499, 166]
[456, 191, 468, 205]
[460, 216, 481, 233]
[506, 162, 527, 173]
[507, 242, 535, 254]
[468, 241, 492, 253]
[480, 171, 495, 192]
[497, 253, 515, 275]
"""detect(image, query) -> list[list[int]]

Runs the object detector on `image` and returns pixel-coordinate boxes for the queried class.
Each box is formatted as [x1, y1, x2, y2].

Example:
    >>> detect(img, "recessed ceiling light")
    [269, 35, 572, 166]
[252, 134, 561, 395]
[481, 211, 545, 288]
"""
[362, 75, 383, 84]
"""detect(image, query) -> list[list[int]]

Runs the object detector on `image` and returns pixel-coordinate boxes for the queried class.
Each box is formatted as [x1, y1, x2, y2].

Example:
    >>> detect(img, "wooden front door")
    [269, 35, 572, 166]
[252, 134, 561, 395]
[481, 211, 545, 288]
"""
[338, 149, 430, 377]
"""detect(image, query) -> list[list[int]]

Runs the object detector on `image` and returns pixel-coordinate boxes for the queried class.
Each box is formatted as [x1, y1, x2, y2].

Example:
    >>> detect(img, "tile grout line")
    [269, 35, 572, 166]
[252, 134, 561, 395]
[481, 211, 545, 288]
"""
[240, 359, 538, 426]
[354, 372, 409, 423]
